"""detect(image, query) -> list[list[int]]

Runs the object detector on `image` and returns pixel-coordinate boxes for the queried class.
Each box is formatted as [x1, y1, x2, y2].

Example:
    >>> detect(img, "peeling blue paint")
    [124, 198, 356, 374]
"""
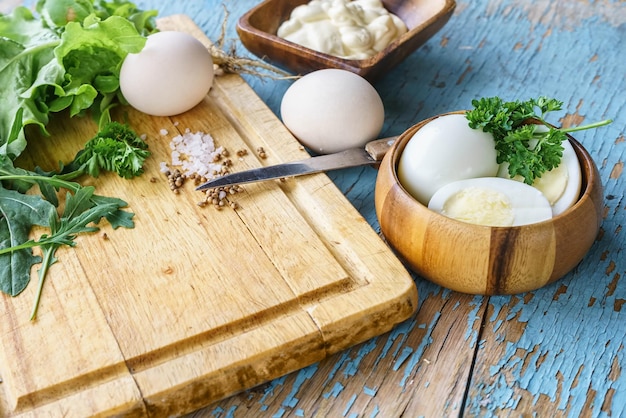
[370, 404, 380, 418]
[258, 375, 287, 411]
[465, 296, 483, 348]
[343, 339, 378, 378]
[492, 319, 503, 333]
[377, 317, 417, 363]
[323, 351, 352, 386]
[393, 346, 414, 371]
[363, 386, 378, 396]
[342, 394, 357, 417]
[399, 311, 442, 387]
[227, 405, 238, 417]
[324, 381, 345, 399]
[272, 408, 286, 418]
[210, 406, 224, 417]
[280, 364, 318, 410]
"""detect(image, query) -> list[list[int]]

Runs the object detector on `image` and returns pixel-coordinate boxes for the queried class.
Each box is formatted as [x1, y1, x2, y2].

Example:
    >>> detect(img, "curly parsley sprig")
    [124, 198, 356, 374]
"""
[466, 96, 612, 184]
[67, 121, 150, 179]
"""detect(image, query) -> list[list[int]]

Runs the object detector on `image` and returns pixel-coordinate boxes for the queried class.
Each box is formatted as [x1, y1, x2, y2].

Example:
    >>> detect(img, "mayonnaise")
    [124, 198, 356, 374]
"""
[277, 0, 407, 60]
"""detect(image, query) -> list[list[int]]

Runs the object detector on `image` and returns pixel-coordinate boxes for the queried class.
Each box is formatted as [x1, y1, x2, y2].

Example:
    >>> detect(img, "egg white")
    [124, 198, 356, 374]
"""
[497, 139, 582, 216]
[428, 177, 553, 227]
[397, 114, 500, 205]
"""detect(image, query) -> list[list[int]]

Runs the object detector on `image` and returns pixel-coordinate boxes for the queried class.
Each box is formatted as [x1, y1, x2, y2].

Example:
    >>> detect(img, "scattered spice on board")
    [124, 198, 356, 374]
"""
[198, 185, 245, 210]
[160, 129, 246, 209]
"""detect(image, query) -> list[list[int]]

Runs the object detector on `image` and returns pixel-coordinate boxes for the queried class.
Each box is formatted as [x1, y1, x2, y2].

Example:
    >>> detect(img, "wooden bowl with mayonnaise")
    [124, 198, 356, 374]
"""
[236, 0, 456, 82]
[374, 112, 604, 295]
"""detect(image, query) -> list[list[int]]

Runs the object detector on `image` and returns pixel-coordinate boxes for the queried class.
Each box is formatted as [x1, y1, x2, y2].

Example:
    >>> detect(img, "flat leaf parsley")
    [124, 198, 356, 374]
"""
[466, 96, 612, 184]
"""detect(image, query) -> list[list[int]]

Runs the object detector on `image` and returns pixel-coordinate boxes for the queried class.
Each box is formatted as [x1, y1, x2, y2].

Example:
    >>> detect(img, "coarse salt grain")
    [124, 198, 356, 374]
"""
[165, 130, 223, 179]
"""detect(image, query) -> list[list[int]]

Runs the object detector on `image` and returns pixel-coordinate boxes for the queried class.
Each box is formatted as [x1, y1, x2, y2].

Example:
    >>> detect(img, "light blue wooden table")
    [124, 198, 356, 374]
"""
[7, 0, 624, 416]
[136, 1, 626, 417]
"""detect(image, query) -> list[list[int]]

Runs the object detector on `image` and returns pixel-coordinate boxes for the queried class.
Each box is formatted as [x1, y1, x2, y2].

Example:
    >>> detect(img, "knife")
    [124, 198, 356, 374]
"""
[195, 136, 398, 190]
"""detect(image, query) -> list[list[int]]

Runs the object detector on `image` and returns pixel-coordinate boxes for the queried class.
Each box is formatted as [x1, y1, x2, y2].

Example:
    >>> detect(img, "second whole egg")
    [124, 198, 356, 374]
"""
[280, 69, 385, 154]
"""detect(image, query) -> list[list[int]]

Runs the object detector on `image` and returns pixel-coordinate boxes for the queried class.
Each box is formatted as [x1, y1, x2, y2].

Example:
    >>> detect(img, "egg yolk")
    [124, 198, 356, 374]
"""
[442, 187, 514, 227]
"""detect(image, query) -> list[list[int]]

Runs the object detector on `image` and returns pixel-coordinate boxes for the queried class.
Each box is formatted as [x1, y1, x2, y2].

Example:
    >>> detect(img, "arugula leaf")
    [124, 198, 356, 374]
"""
[29, 186, 125, 320]
[0, 154, 135, 318]
[92, 194, 135, 228]
[0, 187, 56, 296]
[466, 96, 612, 184]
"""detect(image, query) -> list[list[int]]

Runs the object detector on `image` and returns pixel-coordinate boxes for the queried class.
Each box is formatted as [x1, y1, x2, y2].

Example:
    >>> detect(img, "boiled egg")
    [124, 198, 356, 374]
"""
[120, 31, 214, 116]
[497, 138, 581, 216]
[280, 69, 384, 154]
[397, 114, 500, 205]
[428, 177, 553, 227]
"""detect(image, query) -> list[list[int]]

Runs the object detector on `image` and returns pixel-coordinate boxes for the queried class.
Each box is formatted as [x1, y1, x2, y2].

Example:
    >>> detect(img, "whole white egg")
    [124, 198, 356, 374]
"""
[397, 114, 500, 205]
[120, 31, 214, 116]
[280, 69, 384, 154]
[428, 177, 553, 227]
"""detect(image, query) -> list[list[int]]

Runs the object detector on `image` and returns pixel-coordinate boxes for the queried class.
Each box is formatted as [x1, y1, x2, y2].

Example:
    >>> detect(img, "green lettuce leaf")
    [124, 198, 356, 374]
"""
[0, 0, 156, 160]
[0, 9, 61, 157]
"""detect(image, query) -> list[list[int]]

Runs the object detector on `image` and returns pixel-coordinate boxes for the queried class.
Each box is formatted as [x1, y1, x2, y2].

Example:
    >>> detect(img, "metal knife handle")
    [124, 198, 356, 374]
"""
[365, 136, 398, 161]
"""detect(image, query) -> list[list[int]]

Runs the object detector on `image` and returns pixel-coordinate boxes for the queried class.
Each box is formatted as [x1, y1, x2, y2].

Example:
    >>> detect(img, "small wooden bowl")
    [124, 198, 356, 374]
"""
[236, 0, 456, 82]
[375, 112, 604, 295]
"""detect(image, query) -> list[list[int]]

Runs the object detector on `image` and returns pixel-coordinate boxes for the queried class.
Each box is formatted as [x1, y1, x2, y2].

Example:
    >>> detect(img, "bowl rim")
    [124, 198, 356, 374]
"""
[387, 111, 600, 230]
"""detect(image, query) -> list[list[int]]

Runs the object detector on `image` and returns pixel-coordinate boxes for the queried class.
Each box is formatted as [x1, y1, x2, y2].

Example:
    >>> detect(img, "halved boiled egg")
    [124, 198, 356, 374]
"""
[498, 138, 581, 216]
[397, 114, 500, 205]
[428, 177, 553, 227]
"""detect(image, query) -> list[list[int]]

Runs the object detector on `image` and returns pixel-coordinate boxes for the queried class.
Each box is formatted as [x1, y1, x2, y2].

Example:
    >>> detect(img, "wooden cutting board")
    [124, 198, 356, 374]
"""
[0, 15, 417, 417]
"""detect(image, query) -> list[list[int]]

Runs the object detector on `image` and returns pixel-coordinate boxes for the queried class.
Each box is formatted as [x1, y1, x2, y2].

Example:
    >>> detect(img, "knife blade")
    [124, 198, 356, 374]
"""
[196, 136, 397, 190]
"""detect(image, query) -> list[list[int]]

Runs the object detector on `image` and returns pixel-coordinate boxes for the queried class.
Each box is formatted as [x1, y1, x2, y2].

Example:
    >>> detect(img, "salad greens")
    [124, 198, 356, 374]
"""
[0, 158, 135, 319]
[0, 0, 157, 158]
[466, 96, 612, 185]
[0, 0, 157, 320]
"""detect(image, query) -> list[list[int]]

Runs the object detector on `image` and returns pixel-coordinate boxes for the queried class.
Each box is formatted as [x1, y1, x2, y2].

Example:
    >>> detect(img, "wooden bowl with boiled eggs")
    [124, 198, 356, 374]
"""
[375, 111, 604, 295]
[236, 0, 456, 81]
